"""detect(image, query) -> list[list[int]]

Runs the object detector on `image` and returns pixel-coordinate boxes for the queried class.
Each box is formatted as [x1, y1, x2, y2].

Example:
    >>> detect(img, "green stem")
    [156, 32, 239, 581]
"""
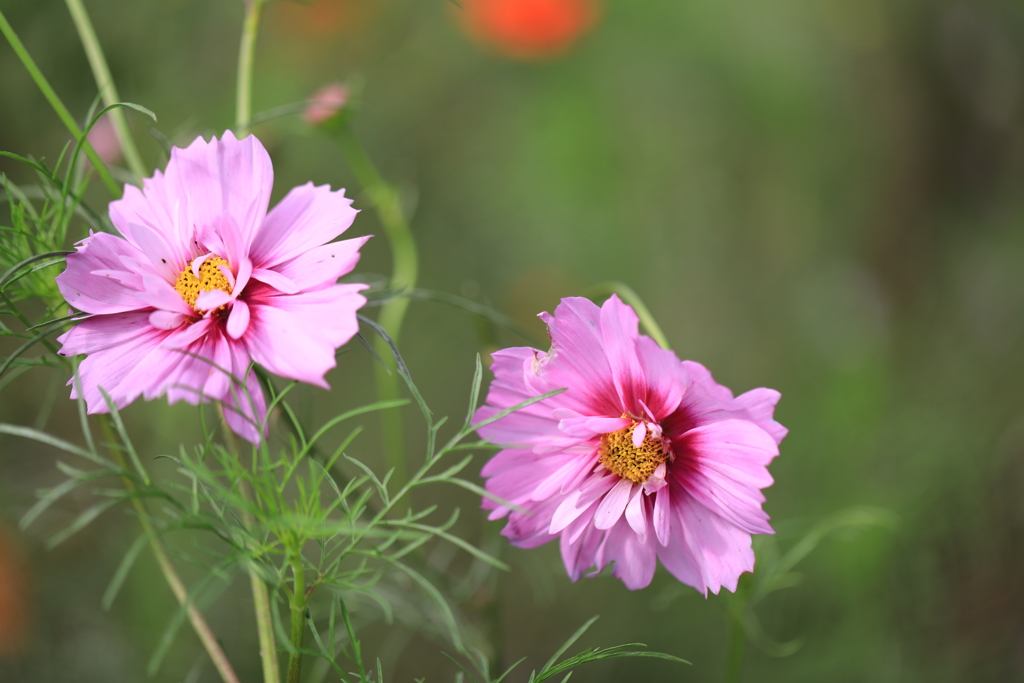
[97, 417, 240, 683]
[220, 410, 280, 683]
[286, 555, 307, 683]
[724, 610, 745, 683]
[0, 8, 120, 197]
[251, 570, 281, 683]
[235, 0, 263, 135]
[724, 577, 749, 683]
[584, 281, 671, 349]
[63, 0, 147, 179]
[334, 124, 419, 490]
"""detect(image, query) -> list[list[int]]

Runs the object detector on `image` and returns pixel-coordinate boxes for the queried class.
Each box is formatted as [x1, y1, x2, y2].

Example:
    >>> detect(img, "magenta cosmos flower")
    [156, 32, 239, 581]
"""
[56, 132, 369, 443]
[474, 295, 786, 592]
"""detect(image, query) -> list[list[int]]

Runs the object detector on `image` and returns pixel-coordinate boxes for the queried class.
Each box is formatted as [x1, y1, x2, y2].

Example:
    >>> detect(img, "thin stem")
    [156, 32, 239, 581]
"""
[221, 409, 281, 683]
[97, 416, 240, 683]
[285, 554, 307, 683]
[724, 577, 749, 683]
[334, 124, 418, 490]
[63, 0, 147, 179]
[584, 281, 671, 349]
[235, 0, 263, 135]
[0, 8, 120, 197]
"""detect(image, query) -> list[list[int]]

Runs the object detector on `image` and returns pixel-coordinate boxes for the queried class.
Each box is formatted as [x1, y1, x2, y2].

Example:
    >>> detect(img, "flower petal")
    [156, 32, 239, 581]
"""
[161, 132, 273, 258]
[593, 478, 634, 530]
[251, 268, 299, 294]
[226, 299, 250, 339]
[243, 284, 366, 387]
[605, 519, 657, 590]
[624, 486, 647, 539]
[599, 294, 645, 409]
[57, 233, 149, 314]
[250, 182, 358, 268]
[271, 235, 370, 292]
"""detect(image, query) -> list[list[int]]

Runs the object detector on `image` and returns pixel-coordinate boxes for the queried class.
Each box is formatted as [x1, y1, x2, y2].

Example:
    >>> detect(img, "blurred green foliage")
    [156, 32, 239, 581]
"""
[1, 0, 1024, 680]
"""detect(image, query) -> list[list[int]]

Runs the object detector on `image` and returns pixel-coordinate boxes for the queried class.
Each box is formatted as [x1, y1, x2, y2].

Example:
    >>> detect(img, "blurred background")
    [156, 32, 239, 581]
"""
[1, 0, 1024, 680]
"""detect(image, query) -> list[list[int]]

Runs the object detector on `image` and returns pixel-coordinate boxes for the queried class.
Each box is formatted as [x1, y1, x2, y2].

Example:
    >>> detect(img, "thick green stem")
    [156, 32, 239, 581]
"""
[63, 0, 147, 179]
[235, 0, 263, 135]
[0, 8, 120, 197]
[285, 555, 307, 683]
[250, 570, 280, 683]
[334, 125, 418, 490]
[98, 417, 240, 683]
[584, 281, 671, 349]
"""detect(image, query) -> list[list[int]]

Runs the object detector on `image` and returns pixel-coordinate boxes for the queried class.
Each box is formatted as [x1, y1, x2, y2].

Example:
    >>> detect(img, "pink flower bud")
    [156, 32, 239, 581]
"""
[304, 83, 350, 126]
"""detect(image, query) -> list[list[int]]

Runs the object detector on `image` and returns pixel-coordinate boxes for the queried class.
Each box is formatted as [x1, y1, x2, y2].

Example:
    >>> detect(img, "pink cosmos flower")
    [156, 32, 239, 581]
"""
[56, 131, 369, 443]
[474, 295, 786, 592]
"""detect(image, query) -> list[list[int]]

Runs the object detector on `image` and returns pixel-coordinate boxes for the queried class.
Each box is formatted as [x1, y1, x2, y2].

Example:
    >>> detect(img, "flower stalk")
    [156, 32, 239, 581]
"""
[97, 416, 240, 683]
[334, 124, 419, 490]
[285, 554, 307, 683]
[63, 0, 147, 179]
[0, 7, 120, 196]
[221, 415, 281, 683]
[236, 0, 263, 135]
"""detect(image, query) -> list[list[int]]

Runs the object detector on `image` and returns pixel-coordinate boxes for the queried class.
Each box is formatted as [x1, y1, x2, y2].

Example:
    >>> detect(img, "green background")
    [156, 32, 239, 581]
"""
[1, 0, 1023, 680]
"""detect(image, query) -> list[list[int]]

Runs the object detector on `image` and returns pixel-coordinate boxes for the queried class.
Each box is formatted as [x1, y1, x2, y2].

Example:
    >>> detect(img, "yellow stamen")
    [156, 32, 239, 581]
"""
[599, 421, 670, 483]
[173, 256, 232, 310]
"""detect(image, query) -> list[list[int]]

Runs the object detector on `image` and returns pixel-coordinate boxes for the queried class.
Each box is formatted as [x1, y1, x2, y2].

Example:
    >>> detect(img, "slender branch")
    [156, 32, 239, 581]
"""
[285, 554, 307, 683]
[97, 416, 240, 683]
[220, 410, 281, 683]
[0, 8, 120, 196]
[235, 0, 263, 136]
[63, 0, 147, 179]
[334, 124, 419, 490]
[584, 281, 671, 349]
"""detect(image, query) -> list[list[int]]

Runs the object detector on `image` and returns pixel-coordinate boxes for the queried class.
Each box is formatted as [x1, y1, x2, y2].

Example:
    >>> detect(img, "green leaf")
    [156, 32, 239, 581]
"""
[102, 532, 149, 609]
[46, 497, 121, 548]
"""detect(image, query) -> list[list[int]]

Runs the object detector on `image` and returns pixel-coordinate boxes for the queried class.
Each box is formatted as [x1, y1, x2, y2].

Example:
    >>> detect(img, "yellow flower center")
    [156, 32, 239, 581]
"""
[173, 256, 232, 310]
[599, 421, 671, 483]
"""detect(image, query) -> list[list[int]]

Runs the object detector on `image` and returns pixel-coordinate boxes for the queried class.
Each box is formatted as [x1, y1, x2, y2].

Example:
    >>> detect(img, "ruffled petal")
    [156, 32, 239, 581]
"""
[673, 419, 777, 535]
[271, 235, 370, 292]
[735, 388, 788, 445]
[57, 233, 149, 314]
[249, 182, 358, 268]
[676, 491, 755, 594]
[161, 132, 273, 259]
[604, 519, 658, 590]
[243, 284, 366, 387]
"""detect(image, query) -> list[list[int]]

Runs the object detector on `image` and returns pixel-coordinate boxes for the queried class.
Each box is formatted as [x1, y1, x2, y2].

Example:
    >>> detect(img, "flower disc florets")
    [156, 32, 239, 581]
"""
[174, 255, 232, 311]
[599, 420, 671, 484]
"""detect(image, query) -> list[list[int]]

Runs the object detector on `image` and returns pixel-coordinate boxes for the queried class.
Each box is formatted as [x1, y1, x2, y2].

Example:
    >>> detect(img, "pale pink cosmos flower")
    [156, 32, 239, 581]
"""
[475, 295, 786, 592]
[56, 131, 369, 443]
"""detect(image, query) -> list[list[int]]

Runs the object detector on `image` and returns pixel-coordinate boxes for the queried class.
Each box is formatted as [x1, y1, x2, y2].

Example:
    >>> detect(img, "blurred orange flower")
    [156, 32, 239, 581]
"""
[274, 0, 374, 38]
[0, 522, 29, 657]
[457, 0, 601, 60]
